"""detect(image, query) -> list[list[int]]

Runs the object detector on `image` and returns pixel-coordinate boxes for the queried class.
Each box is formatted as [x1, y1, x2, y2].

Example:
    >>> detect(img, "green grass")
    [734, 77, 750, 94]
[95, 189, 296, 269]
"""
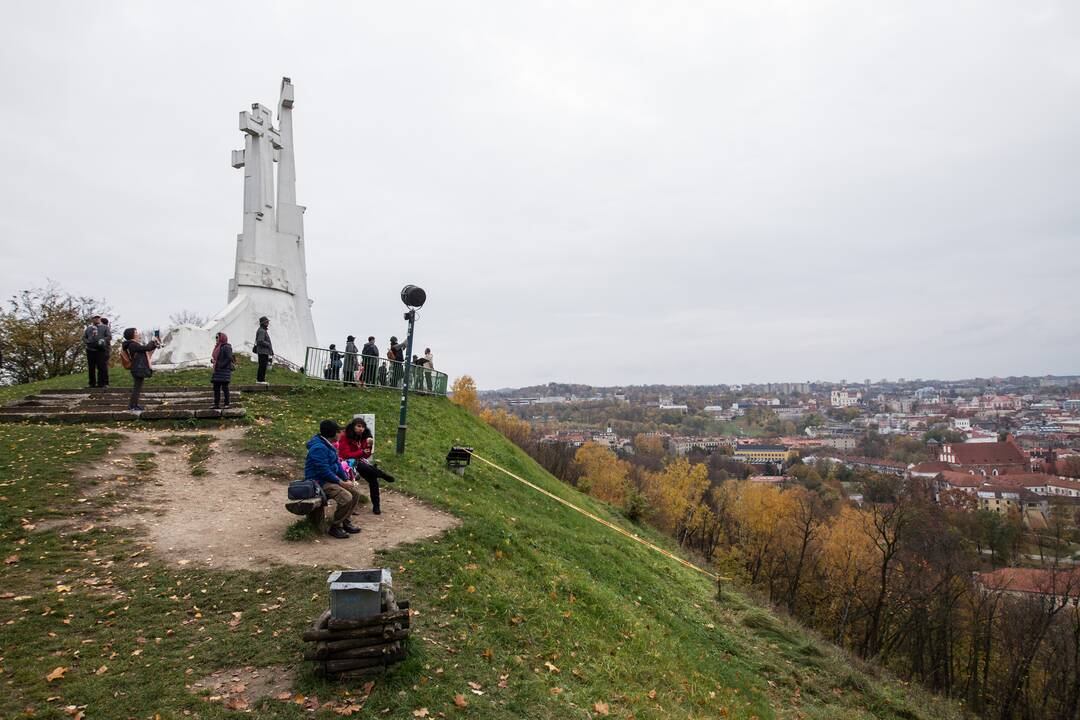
[0, 370, 964, 719]
[149, 434, 216, 476]
[283, 518, 322, 542]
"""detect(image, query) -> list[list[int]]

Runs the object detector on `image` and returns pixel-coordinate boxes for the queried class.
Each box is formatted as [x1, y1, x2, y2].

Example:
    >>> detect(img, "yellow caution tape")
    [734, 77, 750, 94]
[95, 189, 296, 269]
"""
[468, 451, 729, 583]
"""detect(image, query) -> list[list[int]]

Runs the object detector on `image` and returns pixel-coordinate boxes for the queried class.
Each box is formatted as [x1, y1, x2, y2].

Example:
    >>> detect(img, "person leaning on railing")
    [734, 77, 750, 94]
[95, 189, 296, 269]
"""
[361, 336, 379, 385]
[343, 336, 358, 387]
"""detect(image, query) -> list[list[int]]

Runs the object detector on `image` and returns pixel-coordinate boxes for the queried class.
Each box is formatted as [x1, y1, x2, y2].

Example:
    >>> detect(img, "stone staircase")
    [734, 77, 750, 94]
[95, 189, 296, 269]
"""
[0, 385, 269, 423]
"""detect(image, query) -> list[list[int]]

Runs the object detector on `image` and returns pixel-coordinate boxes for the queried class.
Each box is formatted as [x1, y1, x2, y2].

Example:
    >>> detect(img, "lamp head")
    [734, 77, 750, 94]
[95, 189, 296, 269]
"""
[401, 285, 427, 309]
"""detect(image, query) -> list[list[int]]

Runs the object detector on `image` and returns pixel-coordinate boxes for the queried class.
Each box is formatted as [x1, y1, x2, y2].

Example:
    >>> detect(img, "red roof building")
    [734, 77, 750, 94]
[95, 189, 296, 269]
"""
[939, 437, 1029, 476]
[976, 568, 1080, 606]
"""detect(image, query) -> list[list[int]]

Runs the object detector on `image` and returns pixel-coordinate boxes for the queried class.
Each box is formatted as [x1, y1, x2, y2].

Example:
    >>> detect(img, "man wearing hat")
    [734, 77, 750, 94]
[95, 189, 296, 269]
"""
[304, 419, 361, 539]
[388, 335, 405, 387]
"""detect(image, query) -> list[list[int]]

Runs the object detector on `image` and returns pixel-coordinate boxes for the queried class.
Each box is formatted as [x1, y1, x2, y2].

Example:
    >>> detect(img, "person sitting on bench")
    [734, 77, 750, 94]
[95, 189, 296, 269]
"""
[304, 419, 361, 539]
[336, 418, 395, 515]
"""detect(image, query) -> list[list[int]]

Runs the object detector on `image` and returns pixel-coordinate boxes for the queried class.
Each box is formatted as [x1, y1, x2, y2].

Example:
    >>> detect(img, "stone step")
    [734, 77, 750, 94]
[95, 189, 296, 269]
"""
[0, 407, 245, 423]
[37, 385, 271, 396]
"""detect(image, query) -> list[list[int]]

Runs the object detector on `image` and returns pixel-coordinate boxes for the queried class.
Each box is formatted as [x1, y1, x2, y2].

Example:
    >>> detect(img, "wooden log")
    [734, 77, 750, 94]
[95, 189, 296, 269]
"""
[302, 623, 398, 643]
[326, 666, 386, 680]
[306, 504, 328, 533]
[305, 641, 400, 662]
[322, 651, 405, 674]
[312, 651, 408, 678]
[326, 609, 409, 631]
[314, 627, 407, 654]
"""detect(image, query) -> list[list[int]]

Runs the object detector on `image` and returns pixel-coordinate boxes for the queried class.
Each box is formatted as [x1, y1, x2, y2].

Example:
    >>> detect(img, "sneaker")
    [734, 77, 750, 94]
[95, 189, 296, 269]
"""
[211, 405, 221, 410]
[328, 526, 350, 539]
[343, 521, 361, 534]
[371, 507, 381, 515]
[383, 475, 396, 483]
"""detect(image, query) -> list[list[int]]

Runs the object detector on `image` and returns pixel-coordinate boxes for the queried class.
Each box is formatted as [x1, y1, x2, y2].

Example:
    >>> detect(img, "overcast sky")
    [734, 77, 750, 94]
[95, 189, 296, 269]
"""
[2, 2, 1078, 389]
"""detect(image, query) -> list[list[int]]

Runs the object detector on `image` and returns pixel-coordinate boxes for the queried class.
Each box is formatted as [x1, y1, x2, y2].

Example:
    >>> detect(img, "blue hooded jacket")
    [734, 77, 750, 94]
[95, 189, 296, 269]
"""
[305, 434, 347, 485]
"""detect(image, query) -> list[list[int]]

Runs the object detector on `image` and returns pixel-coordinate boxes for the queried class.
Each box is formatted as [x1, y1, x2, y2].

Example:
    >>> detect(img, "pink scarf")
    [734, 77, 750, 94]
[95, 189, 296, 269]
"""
[211, 332, 228, 365]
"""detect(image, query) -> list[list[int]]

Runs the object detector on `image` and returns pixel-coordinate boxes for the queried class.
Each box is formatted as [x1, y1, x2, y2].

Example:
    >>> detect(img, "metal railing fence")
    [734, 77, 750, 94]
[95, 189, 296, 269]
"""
[302, 346, 447, 396]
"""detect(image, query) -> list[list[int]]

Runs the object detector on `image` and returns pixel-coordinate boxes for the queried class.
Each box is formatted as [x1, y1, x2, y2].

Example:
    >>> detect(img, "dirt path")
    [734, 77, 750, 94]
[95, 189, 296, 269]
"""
[100, 427, 459, 570]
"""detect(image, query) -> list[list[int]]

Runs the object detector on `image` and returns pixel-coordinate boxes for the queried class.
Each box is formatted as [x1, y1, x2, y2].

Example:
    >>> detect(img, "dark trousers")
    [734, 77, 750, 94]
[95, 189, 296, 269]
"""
[87, 350, 101, 387]
[257, 354, 269, 382]
[129, 376, 145, 409]
[354, 461, 393, 511]
[97, 352, 110, 387]
[362, 357, 377, 384]
[213, 381, 230, 407]
[390, 363, 403, 387]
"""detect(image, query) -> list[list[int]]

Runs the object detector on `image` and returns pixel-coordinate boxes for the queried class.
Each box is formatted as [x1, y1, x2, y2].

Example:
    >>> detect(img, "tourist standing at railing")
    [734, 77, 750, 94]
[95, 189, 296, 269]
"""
[388, 335, 405, 387]
[423, 348, 434, 391]
[326, 344, 342, 381]
[254, 316, 273, 383]
[343, 336, 359, 387]
[361, 336, 379, 385]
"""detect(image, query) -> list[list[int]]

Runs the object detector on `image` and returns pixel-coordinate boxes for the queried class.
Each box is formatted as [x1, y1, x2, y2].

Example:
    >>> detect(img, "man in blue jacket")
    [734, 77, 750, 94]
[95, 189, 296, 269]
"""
[305, 420, 360, 539]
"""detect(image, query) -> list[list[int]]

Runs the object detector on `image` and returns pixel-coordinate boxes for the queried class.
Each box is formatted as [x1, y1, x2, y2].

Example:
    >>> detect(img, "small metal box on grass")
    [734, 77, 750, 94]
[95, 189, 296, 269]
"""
[327, 569, 392, 620]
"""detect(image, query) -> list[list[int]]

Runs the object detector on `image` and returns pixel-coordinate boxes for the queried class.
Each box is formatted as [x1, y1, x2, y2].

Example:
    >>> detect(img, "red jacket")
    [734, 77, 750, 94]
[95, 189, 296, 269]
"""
[337, 435, 373, 462]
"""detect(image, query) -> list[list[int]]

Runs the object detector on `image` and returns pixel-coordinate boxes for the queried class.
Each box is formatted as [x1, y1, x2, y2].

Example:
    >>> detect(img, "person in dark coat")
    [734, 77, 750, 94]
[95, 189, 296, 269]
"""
[122, 328, 160, 412]
[84, 315, 102, 388]
[361, 336, 379, 385]
[254, 316, 273, 382]
[343, 336, 359, 387]
[388, 336, 405, 387]
[96, 318, 112, 388]
[326, 344, 342, 380]
[210, 332, 234, 409]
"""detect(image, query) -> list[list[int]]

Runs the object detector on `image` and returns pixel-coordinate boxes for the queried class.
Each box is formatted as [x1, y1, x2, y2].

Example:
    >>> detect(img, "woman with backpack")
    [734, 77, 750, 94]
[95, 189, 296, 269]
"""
[121, 328, 160, 412]
[336, 418, 395, 514]
[211, 332, 234, 409]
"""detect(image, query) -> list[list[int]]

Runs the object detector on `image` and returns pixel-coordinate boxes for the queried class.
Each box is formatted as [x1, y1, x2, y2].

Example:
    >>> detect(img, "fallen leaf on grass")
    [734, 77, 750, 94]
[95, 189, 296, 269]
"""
[225, 697, 249, 711]
[466, 586, 476, 593]
[481, 647, 494, 660]
[594, 701, 610, 715]
[549, 687, 563, 696]
[4, 555, 18, 565]
[467, 681, 483, 691]
[95, 666, 108, 675]
[228, 612, 243, 628]
[453, 694, 468, 708]
[412, 708, 430, 717]
[334, 704, 363, 716]
[544, 661, 560, 674]
[46, 667, 68, 682]
[509, 616, 523, 625]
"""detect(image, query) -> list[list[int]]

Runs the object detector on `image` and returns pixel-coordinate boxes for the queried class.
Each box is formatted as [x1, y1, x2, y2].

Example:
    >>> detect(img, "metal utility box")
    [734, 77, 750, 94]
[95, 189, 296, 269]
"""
[327, 569, 392, 620]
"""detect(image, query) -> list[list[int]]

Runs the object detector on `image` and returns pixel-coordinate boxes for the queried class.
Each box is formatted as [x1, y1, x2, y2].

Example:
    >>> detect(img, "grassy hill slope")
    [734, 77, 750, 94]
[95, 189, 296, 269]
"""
[0, 363, 962, 719]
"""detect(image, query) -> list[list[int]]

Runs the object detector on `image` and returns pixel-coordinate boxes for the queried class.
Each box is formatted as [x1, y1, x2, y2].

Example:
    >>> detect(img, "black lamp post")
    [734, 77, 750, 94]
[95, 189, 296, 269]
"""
[396, 285, 426, 455]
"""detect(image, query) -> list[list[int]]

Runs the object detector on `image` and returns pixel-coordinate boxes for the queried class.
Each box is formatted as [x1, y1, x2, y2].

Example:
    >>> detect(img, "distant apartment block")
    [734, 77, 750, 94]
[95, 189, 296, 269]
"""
[733, 444, 791, 464]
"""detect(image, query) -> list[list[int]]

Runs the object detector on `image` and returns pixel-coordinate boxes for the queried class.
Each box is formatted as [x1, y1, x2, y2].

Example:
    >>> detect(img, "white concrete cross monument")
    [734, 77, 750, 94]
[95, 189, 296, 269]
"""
[158, 78, 318, 369]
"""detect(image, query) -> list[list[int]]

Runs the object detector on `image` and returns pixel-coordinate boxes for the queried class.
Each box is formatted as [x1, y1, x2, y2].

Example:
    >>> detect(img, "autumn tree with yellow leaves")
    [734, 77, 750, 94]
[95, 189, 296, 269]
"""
[449, 375, 480, 414]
